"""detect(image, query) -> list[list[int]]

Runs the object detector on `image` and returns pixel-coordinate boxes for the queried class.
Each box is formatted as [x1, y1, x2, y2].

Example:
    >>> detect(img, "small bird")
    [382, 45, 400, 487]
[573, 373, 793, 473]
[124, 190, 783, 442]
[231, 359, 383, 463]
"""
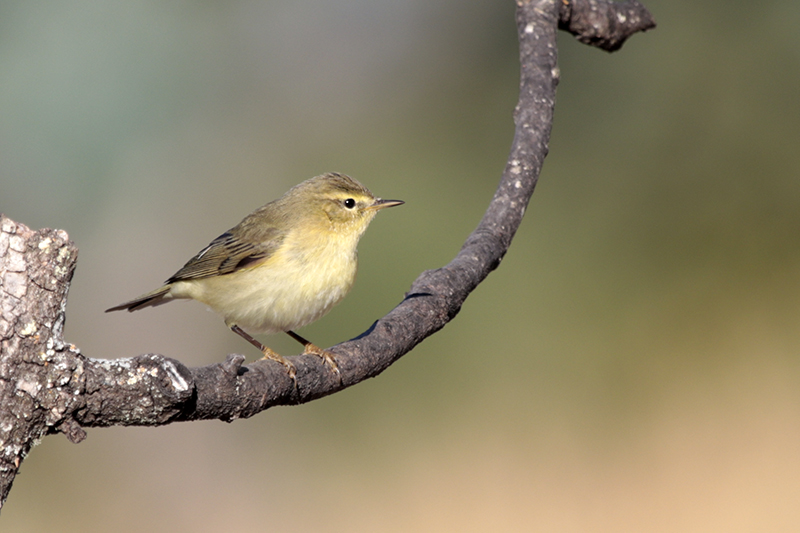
[107, 172, 403, 379]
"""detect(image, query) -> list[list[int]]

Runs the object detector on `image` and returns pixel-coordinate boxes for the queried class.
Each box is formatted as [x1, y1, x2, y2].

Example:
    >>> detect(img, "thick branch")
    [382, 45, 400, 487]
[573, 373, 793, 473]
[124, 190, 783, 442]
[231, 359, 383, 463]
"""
[0, 0, 654, 509]
[0, 217, 80, 506]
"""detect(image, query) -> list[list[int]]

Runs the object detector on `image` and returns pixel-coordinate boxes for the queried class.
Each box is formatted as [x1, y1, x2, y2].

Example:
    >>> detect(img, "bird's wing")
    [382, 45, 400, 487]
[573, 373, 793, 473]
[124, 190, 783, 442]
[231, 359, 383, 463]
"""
[166, 227, 284, 282]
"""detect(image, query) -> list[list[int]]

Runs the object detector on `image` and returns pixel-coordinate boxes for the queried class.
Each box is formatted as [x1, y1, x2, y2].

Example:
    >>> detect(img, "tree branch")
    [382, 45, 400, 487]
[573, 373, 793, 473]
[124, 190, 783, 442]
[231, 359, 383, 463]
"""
[0, 0, 654, 510]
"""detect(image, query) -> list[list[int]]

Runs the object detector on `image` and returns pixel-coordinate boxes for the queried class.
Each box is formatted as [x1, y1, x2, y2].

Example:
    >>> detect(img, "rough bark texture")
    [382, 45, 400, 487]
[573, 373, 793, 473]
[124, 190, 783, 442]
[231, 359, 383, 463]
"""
[0, 218, 82, 504]
[0, 0, 654, 510]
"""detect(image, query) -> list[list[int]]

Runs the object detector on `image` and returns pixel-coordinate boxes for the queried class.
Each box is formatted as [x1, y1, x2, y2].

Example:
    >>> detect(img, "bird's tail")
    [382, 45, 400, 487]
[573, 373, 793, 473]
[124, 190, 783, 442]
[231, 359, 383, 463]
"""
[105, 285, 173, 313]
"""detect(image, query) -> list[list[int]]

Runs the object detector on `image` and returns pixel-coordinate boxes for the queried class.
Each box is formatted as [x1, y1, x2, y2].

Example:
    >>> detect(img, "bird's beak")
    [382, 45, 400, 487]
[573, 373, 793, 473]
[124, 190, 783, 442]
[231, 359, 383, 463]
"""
[368, 198, 404, 211]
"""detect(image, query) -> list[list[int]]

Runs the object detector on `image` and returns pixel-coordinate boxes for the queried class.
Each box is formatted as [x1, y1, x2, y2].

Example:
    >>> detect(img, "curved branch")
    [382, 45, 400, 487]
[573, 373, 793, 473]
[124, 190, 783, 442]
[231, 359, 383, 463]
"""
[0, 0, 654, 509]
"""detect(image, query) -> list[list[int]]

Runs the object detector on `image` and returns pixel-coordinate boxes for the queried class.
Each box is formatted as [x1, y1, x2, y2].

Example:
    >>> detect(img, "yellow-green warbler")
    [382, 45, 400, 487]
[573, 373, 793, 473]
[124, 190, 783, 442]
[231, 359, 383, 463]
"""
[107, 172, 403, 379]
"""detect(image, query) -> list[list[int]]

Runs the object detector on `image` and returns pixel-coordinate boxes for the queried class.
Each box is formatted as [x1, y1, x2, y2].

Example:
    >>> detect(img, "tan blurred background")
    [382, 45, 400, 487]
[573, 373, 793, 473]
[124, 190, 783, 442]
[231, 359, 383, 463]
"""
[3, 0, 800, 531]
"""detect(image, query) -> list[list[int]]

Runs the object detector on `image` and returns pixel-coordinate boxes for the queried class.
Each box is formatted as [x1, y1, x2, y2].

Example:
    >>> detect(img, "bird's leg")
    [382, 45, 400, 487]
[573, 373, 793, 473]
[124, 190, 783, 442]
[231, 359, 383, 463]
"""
[230, 325, 296, 381]
[286, 330, 340, 376]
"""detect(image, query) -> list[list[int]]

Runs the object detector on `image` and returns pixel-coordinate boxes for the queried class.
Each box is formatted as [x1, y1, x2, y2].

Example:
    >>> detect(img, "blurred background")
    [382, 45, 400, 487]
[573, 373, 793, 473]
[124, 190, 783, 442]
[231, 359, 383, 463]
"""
[2, 0, 800, 531]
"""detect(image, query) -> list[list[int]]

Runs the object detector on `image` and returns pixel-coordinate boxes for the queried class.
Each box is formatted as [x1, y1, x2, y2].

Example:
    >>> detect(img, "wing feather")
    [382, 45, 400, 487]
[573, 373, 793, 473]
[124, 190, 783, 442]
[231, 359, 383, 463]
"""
[166, 227, 283, 283]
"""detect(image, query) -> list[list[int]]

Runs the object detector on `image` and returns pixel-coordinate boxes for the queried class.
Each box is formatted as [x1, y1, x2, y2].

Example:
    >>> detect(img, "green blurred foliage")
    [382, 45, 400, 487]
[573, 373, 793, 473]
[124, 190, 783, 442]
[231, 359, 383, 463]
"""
[2, 0, 800, 531]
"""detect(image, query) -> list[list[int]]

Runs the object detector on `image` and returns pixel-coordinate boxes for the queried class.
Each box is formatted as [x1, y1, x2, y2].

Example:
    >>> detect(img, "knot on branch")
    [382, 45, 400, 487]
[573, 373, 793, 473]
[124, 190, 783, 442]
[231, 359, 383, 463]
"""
[57, 417, 87, 444]
[559, 0, 656, 52]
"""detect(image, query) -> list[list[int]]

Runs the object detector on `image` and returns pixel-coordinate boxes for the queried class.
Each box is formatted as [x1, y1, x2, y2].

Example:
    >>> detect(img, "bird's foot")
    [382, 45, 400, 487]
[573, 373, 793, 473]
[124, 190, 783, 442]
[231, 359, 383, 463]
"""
[260, 347, 297, 383]
[301, 343, 340, 376]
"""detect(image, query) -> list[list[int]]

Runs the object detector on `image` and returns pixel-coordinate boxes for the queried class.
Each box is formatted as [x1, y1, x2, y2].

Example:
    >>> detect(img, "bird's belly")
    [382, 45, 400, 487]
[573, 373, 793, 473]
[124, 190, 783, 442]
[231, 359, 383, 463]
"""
[172, 252, 357, 334]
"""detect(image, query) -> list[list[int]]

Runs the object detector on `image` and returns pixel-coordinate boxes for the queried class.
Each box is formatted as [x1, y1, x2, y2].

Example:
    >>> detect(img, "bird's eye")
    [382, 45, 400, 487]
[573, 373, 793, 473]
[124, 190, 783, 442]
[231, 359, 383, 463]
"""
[343, 198, 356, 209]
